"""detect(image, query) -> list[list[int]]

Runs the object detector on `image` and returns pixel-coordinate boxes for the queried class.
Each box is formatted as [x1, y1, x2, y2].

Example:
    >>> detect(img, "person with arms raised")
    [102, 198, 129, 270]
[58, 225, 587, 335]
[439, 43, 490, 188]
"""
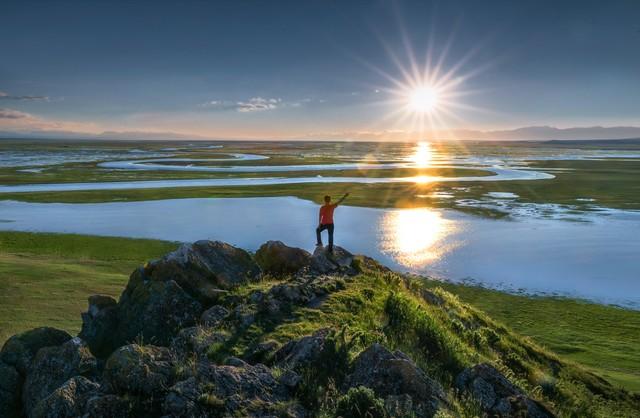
[316, 192, 349, 253]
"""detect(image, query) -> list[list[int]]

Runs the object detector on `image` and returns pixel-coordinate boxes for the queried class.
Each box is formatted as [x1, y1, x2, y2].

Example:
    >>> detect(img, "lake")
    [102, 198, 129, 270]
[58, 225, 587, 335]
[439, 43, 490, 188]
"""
[1, 196, 638, 308]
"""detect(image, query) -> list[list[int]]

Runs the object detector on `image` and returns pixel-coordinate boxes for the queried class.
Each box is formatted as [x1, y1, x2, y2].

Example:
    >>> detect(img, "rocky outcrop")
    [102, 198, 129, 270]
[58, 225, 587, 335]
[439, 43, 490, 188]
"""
[22, 337, 97, 417]
[80, 240, 261, 356]
[255, 240, 312, 275]
[345, 343, 447, 417]
[1, 239, 568, 418]
[455, 363, 554, 418]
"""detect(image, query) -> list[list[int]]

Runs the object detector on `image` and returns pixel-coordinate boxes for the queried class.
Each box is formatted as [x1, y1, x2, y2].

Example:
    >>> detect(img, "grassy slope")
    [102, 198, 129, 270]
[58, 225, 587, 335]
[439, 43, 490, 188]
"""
[426, 283, 640, 392]
[0, 231, 638, 398]
[217, 259, 639, 417]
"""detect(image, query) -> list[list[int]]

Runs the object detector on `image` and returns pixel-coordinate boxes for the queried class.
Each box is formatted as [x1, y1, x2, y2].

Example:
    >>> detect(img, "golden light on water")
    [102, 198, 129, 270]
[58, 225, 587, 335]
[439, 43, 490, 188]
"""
[380, 208, 457, 268]
[411, 141, 433, 167]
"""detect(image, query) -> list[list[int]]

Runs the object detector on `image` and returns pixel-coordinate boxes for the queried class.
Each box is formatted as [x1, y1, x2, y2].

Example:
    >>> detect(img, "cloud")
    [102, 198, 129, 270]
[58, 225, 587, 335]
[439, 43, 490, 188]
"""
[0, 107, 100, 133]
[201, 97, 282, 112]
[0, 91, 49, 101]
[0, 108, 31, 119]
[236, 97, 281, 112]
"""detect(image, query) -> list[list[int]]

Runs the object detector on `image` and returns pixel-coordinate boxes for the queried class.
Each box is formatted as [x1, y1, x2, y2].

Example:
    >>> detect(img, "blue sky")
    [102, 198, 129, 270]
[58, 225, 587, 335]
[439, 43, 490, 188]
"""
[1, 0, 639, 140]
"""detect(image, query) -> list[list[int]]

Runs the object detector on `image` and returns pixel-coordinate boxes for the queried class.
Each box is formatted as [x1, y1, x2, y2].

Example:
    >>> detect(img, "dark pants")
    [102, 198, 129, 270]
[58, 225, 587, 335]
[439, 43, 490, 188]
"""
[316, 223, 334, 251]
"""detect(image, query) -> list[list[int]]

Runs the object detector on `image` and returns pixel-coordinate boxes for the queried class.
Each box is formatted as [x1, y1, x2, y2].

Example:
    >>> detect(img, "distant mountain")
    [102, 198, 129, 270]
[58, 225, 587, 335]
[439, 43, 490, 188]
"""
[478, 126, 640, 141]
[1, 125, 640, 141]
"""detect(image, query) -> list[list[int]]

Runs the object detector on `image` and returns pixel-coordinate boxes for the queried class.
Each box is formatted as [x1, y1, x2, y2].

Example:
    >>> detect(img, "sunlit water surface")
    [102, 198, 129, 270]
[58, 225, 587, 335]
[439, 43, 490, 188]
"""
[1, 197, 638, 308]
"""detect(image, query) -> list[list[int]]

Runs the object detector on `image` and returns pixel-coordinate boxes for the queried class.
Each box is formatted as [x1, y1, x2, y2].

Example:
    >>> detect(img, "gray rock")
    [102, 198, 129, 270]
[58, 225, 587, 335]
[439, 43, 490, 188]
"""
[255, 240, 311, 275]
[84, 394, 135, 418]
[1, 327, 72, 375]
[199, 305, 229, 327]
[279, 369, 302, 389]
[79, 295, 119, 358]
[455, 363, 555, 418]
[244, 340, 279, 363]
[22, 337, 97, 417]
[109, 240, 261, 349]
[310, 245, 355, 275]
[31, 376, 100, 418]
[115, 272, 203, 348]
[232, 303, 258, 328]
[170, 326, 227, 360]
[104, 344, 174, 397]
[163, 360, 305, 417]
[274, 328, 330, 371]
[147, 240, 260, 302]
[345, 343, 447, 417]
[0, 361, 22, 418]
[255, 275, 346, 317]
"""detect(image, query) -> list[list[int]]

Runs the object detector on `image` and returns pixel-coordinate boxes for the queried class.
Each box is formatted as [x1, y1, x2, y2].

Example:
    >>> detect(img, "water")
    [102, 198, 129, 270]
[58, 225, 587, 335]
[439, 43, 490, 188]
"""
[0, 167, 553, 194]
[1, 197, 638, 308]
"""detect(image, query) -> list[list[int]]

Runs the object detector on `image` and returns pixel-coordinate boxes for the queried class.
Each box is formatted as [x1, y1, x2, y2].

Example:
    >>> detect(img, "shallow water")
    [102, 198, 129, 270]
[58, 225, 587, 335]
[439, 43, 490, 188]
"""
[0, 166, 553, 194]
[1, 197, 638, 308]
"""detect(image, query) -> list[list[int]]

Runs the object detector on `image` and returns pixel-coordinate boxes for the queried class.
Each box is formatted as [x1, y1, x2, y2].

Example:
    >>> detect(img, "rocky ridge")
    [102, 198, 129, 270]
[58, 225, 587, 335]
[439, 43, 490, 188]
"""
[0, 239, 558, 418]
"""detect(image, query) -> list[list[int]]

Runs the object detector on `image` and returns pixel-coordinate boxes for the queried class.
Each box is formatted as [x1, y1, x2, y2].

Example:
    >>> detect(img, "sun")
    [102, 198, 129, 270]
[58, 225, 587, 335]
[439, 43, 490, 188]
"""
[408, 86, 439, 113]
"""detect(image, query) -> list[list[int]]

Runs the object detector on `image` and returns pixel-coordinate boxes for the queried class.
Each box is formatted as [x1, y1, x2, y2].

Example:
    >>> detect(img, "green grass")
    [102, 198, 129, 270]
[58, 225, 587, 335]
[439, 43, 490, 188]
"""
[0, 230, 638, 399]
[0, 232, 177, 342]
[426, 282, 640, 392]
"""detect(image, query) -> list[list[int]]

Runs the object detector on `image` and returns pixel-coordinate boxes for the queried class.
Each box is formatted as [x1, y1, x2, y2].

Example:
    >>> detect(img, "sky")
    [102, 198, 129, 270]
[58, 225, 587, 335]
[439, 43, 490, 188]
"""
[1, 0, 639, 140]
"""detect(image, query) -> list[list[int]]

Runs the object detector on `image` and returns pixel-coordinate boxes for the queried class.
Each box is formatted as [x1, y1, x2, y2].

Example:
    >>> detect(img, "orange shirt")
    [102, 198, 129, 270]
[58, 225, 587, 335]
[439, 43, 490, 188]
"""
[319, 204, 337, 224]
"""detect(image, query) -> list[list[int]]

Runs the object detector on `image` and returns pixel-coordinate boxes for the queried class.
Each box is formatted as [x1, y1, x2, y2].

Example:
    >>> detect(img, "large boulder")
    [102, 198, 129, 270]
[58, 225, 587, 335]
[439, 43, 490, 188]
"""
[345, 344, 447, 417]
[455, 363, 555, 418]
[255, 240, 311, 275]
[104, 344, 175, 397]
[22, 337, 97, 416]
[30, 376, 100, 418]
[1, 327, 72, 375]
[79, 295, 119, 358]
[310, 245, 356, 275]
[114, 271, 203, 348]
[146, 240, 260, 302]
[0, 361, 22, 418]
[163, 360, 305, 417]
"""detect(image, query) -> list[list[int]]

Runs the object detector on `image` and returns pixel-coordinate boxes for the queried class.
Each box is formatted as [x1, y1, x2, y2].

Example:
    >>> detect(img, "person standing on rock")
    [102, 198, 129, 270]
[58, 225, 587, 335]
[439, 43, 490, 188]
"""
[316, 192, 349, 253]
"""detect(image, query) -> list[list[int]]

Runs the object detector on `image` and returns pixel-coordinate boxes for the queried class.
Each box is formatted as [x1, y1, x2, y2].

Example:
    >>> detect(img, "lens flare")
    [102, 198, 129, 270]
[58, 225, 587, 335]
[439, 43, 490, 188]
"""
[408, 86, 439, 113]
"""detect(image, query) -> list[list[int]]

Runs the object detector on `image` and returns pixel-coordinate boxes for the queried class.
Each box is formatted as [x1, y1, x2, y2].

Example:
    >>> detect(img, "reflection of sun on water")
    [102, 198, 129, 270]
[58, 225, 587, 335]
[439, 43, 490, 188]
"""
[381, 208, 456, 268]
[411, 142, 433, 168]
